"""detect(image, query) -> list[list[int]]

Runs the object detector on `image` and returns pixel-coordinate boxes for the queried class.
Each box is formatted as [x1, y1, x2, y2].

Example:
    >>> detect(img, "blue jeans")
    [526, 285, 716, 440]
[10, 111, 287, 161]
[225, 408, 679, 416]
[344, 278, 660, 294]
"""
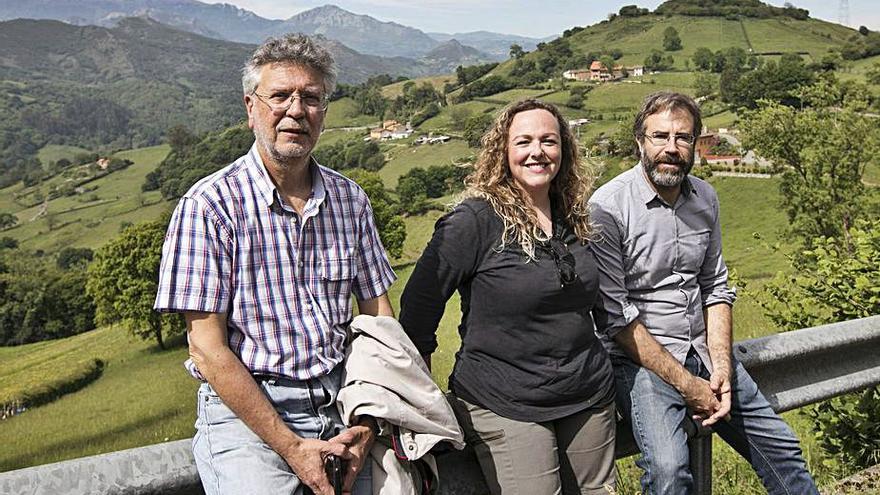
[613, 351, 818, 495]
[192, 366, 371, 495]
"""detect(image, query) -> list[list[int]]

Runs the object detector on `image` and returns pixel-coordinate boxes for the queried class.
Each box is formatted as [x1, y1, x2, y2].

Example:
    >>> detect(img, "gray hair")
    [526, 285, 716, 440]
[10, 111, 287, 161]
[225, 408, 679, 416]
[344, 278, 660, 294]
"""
[633, 91, 702, 141]
[241, 34, 337, 96]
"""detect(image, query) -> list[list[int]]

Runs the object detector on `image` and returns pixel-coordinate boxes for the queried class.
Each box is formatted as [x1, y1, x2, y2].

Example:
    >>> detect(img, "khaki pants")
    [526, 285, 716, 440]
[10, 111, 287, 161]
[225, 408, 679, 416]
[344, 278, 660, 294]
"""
[449, 395, 616, 495]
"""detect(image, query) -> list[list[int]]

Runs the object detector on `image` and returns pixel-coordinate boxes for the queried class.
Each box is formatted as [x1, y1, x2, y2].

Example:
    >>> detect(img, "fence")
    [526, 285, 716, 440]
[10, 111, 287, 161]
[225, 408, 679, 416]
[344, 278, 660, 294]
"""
[2, 315, 879, 494]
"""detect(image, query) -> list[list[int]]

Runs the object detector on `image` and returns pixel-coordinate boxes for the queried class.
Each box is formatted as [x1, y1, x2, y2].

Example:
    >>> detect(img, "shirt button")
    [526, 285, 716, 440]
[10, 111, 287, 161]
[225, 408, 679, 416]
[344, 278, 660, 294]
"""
[298, 260, 304, 267]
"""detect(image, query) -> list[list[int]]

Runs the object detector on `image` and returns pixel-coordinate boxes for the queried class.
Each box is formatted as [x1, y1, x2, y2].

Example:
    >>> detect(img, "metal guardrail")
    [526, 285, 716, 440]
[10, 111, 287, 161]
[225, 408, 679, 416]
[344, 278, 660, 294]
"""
[2, 315, 879, 495]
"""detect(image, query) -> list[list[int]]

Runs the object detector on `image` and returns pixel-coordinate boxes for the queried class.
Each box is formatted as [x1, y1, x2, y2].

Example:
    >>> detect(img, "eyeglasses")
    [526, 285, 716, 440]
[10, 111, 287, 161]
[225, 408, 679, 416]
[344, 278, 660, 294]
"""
[642, 132, 696, 148]
[250, 89, 329, 113]
[548, 237, 578, 288]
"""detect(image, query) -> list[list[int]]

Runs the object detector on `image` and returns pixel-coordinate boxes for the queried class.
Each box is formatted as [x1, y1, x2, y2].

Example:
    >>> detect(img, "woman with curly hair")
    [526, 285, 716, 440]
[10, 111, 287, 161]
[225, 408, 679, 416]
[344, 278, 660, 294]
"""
[399, 99, 616, 494]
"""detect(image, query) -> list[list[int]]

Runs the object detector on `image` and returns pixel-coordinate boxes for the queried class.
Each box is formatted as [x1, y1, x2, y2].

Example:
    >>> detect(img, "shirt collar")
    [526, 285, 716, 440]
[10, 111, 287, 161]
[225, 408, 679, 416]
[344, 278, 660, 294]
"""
[634, 162, 696, 206]
[246, 144, 326, 211]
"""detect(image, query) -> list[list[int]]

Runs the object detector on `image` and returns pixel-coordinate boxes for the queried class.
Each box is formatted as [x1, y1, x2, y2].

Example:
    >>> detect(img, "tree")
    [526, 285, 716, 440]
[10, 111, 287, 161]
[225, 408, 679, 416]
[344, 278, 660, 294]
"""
[0, 252, 95, 345]
[749, 78, 880, 473]
[692, 47, 715, 71]
[760, 219, 880, 471]
[607, 112, 638, 158]
[741, 77, 880, 247]
[693, 72, 716, 98]
[463, 114, 495, 148]
[509, 43, 525, 60]
[0, 213, 17, 230]
[723, 54, 814, 109]
[663, 27, 683, 51]
[342, 170, 406, 259]
[87, 221, 184, 349]
[866, 63, 880, 85]
[57, 247, 93, 270]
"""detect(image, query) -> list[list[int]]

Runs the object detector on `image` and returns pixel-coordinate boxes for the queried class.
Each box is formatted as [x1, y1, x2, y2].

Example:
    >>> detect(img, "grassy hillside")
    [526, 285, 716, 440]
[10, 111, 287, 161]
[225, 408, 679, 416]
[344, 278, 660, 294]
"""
[324, 97, 382, 129]
[381, 75, 456, 99]
[0, 145, 173, 252]
[0, 327, 195, 472]
[491, 14, 856, 78]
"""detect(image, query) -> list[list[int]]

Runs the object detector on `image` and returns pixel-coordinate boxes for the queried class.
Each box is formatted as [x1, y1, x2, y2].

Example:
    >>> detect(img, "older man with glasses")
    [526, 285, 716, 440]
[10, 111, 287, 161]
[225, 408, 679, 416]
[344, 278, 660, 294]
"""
[589, 91, 819, 495]
[154, 34, 395, 495]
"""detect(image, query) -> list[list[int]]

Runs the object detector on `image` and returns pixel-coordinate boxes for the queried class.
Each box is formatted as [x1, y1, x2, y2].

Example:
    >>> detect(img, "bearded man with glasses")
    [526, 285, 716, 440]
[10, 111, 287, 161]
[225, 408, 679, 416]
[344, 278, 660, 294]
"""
[589, 92, 818, 495]
[154, 34, 395, 495]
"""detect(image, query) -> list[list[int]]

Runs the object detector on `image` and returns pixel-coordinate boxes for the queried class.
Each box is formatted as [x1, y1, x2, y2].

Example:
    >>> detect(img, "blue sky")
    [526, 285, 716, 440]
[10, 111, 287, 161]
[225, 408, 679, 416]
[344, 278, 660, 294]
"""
[215, 0, 880, 38]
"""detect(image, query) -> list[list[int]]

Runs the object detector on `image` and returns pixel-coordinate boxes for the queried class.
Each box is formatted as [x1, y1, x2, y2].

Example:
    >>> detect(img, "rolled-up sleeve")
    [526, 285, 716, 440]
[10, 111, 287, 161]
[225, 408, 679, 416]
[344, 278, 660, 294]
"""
[589, 200, 640, 338]
[399, 206, 481, 355]
[697, 193, 737, 307]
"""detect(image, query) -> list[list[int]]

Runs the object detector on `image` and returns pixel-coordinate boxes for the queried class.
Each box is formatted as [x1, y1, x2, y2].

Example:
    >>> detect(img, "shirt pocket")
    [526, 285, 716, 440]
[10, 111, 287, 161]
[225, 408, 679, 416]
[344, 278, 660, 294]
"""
[319, 254, 356, 323]
[680, 228, 711, 270]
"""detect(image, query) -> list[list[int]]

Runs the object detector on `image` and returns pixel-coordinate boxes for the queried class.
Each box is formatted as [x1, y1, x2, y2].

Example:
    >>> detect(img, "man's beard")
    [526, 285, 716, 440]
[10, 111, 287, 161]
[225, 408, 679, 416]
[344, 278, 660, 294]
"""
[254, 120, 313, 168]
[641, 147, 694, 188]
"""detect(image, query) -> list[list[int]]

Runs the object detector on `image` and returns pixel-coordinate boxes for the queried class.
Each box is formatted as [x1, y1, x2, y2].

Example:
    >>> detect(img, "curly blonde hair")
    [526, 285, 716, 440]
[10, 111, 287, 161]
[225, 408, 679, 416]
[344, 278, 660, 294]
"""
[462, 98, 594, 259]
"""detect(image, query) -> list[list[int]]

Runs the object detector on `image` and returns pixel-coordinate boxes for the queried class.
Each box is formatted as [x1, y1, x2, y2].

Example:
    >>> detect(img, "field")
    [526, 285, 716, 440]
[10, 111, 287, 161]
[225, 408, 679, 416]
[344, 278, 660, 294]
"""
[36, 144, 90, 167]
[0, 327, 196, 472]
[0, 145, 173, 252]
[489, 15, 855, 77]
[324, 97, 380, 129]
[382, 75, 456, 99]
[379, 140, 473, 188]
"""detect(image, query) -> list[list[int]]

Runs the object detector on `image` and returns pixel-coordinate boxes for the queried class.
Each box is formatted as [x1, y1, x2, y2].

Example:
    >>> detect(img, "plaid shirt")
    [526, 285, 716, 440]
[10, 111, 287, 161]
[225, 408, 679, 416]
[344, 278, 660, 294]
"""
[154, 145, 396, 381]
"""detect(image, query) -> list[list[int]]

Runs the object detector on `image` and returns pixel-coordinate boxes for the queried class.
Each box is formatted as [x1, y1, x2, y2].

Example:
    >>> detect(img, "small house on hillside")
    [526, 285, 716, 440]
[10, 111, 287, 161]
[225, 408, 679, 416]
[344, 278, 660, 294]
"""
[695, 133, 720, 158]
[563, 69, 591, 82]
[589, 61, 610, 82]
[589, 61, 626, 82]
[370, 120, 413, 140]
[628, 65, 644, 77]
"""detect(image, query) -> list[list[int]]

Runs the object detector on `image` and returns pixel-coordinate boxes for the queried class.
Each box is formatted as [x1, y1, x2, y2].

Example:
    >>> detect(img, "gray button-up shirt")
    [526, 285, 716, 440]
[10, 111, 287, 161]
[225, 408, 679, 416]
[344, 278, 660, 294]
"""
[588, 164, 737, 371]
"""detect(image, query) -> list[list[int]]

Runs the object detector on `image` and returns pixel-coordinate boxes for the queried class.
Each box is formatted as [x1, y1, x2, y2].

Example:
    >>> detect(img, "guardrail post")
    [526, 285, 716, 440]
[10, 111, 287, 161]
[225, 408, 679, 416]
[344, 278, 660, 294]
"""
[689, 433, 713, 494]
[684, 417, 713, 494]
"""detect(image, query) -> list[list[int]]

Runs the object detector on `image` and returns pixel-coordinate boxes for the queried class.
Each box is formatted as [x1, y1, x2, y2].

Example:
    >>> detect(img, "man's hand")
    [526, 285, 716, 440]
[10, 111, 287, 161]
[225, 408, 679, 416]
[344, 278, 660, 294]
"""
[680, 375, 722, 422]
[702, 368, 732, 427]
[278, 438, 347, 495]
[329, 422, 376, 494]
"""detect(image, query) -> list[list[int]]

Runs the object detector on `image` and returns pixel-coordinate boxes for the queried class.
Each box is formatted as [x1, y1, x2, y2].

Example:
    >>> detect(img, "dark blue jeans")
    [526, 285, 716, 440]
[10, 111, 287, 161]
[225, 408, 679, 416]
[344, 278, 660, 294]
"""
[613, 351, 819, 495]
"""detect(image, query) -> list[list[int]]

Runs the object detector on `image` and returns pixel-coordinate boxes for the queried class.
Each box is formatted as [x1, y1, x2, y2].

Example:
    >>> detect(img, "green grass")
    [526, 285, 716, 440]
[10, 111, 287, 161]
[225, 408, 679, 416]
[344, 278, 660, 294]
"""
[744, 18, 850, 58]
[477, 87, 555, 103]
[382, 75, 456, 99]
[582, 72, 698, 116]
[36, 144, 90, 167]
[419, 100, 499, 132]
[0, 327, 197, 471]
[1, 145, 174, 252]
[703, 110, 739, 130]
[379, 140, 473, 189]
[712, 177, 791, 340]
[324, 97, 381, 129]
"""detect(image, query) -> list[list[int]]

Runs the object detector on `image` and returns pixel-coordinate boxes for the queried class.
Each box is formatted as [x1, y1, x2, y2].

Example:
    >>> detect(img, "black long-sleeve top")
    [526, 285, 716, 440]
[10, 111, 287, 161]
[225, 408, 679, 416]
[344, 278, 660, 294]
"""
[399, 199, 614, 422]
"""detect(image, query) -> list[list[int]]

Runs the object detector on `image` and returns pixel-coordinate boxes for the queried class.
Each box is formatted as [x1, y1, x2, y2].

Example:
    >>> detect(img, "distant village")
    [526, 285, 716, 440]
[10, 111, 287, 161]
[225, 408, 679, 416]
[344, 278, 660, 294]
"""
[362, 59, 763, 174]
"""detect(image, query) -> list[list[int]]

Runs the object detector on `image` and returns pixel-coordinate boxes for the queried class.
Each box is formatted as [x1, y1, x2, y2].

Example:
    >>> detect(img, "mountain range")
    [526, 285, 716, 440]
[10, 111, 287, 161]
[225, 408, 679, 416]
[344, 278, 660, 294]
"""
[0, 0, 546, 61]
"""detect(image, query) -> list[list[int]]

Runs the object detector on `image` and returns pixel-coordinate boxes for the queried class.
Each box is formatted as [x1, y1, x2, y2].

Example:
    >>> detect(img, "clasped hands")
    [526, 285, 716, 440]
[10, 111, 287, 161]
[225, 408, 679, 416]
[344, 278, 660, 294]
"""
[682, 368, 732, 427]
